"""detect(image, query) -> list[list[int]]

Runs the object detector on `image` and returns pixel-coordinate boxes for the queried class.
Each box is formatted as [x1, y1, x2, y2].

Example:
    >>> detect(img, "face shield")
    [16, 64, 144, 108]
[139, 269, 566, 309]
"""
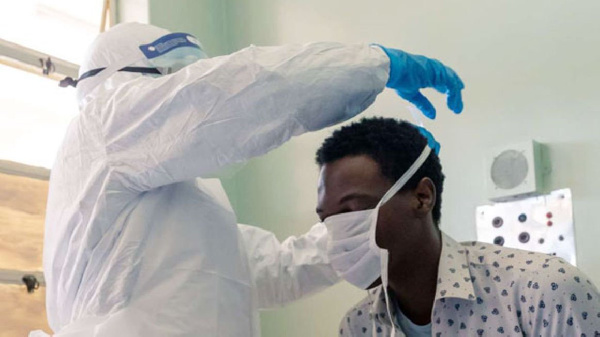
[139, 33, 207, 75]
[61, 32, 208, 92]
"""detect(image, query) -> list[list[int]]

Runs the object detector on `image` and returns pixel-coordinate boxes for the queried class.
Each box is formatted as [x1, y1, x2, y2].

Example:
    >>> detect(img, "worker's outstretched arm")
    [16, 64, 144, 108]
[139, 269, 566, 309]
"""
[100, 43, 387, 192]
[237, 223, 339, 309]
[95, 43, 461, 192]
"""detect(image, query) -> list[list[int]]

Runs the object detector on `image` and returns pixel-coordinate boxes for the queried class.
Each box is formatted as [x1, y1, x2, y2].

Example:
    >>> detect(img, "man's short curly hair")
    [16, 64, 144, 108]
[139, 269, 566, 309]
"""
[315, 117, 445, 225]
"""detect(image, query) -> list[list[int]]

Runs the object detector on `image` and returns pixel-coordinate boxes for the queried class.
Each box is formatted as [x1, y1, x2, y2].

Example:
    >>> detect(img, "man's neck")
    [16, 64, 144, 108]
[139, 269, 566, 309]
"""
[387, 226, 442, 325]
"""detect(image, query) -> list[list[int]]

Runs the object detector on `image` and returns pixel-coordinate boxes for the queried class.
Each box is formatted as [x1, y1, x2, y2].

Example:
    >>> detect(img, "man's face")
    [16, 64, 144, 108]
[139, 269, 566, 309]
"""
[316, 154, 417, 249]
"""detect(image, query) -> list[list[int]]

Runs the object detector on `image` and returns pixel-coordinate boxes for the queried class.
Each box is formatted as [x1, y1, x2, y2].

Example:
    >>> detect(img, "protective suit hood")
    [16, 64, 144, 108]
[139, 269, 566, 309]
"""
[79, 23, 171, 76]
[76, 22, 206, 103]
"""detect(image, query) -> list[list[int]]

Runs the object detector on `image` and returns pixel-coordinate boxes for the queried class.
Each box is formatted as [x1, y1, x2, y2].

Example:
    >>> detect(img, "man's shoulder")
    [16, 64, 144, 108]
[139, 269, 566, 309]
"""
[460, 240, 563, 271]
[459, 240, 597, 294]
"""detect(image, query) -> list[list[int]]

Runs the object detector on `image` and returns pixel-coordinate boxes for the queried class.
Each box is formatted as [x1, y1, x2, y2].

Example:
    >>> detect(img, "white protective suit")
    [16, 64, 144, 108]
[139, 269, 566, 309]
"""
[41, 22, 389, 336]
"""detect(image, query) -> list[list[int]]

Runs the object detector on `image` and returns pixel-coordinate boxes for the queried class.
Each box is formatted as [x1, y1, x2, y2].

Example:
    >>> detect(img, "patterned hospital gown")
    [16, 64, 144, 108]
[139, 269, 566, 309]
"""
[339, 232, 600, 336]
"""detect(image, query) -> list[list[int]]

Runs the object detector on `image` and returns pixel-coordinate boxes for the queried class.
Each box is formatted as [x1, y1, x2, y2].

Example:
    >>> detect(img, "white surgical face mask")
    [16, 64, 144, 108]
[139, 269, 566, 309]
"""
[323, 144, 432, 336]
[324, 208, 381, 289]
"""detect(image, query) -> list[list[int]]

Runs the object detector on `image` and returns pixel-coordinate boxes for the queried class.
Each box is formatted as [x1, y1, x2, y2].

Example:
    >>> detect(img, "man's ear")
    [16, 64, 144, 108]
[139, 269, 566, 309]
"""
[414, 177, 436, 214]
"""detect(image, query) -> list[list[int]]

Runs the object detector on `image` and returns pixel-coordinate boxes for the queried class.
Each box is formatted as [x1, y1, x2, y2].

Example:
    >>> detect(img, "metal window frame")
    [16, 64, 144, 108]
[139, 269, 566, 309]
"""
[0, 269, 46, 287]
[0, 38, 80, 82]
[0, 160, 50, 181]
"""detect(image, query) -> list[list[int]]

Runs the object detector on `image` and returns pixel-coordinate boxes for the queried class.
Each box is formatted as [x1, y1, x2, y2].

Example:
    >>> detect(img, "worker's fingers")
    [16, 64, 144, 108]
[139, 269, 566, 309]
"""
[447, 87, 464, 114]
[397, 90, 437, 120]
[428, 58, 464, 115]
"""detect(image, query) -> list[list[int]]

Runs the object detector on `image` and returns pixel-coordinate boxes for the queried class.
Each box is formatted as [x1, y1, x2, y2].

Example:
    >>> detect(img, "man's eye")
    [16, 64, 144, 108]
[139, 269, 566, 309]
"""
[347, 201, 376, 212]
[336, 208, 356, 216]
[322, 208, 353, 222]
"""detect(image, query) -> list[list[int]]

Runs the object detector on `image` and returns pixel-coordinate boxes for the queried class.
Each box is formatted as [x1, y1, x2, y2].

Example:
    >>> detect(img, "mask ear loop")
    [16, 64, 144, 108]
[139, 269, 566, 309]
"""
[369, 288, 377, 337]
[369, 144, 431, 337]
[377, 146, 432, 207]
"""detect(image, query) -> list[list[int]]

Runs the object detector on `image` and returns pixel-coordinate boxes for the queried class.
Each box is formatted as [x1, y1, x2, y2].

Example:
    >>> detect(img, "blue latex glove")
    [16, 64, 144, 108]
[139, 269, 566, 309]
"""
[377, 45, 464, 119]
[416, 126, 440, 155]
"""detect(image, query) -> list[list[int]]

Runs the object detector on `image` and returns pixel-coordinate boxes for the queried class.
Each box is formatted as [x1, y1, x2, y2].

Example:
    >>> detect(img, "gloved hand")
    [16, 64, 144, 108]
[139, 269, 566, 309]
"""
[377, 45, 464, 119]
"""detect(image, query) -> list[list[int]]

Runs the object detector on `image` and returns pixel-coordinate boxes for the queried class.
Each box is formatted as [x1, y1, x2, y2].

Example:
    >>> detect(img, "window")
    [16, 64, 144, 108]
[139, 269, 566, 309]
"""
[0, 1, 113, 334]
[0, 64, 77, 169]
[0, 169, 50, 335]
[0, 0, 102, 64]
[0, 0, 106, 169]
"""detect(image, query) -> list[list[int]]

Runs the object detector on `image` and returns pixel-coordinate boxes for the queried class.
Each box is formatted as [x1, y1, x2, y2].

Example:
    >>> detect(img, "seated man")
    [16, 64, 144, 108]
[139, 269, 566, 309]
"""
[316, 117, 600, 336]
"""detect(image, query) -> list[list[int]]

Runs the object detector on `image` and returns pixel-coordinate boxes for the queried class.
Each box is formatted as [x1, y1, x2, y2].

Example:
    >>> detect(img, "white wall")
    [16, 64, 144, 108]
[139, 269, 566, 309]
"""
[149, 1, 600, 336]
[116, 0, 148, 24]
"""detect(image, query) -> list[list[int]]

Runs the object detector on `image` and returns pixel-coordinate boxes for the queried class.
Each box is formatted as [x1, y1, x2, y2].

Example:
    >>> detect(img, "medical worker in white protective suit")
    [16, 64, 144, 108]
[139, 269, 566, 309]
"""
[34, 22, 464, 336]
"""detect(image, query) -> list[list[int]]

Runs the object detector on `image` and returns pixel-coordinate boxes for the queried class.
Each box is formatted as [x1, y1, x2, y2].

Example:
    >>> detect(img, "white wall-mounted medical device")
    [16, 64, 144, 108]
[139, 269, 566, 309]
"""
[485, 140, 549, 202]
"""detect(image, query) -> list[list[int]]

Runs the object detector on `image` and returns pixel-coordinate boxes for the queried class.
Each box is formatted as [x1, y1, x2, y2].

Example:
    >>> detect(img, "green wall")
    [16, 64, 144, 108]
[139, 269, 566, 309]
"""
[149, 0, 231, 56]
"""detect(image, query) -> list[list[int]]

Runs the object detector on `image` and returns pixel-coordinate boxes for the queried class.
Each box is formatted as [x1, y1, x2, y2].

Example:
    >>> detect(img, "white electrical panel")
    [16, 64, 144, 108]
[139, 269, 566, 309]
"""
[486, 140, 548, 201]
[476, 188, 576, 265]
